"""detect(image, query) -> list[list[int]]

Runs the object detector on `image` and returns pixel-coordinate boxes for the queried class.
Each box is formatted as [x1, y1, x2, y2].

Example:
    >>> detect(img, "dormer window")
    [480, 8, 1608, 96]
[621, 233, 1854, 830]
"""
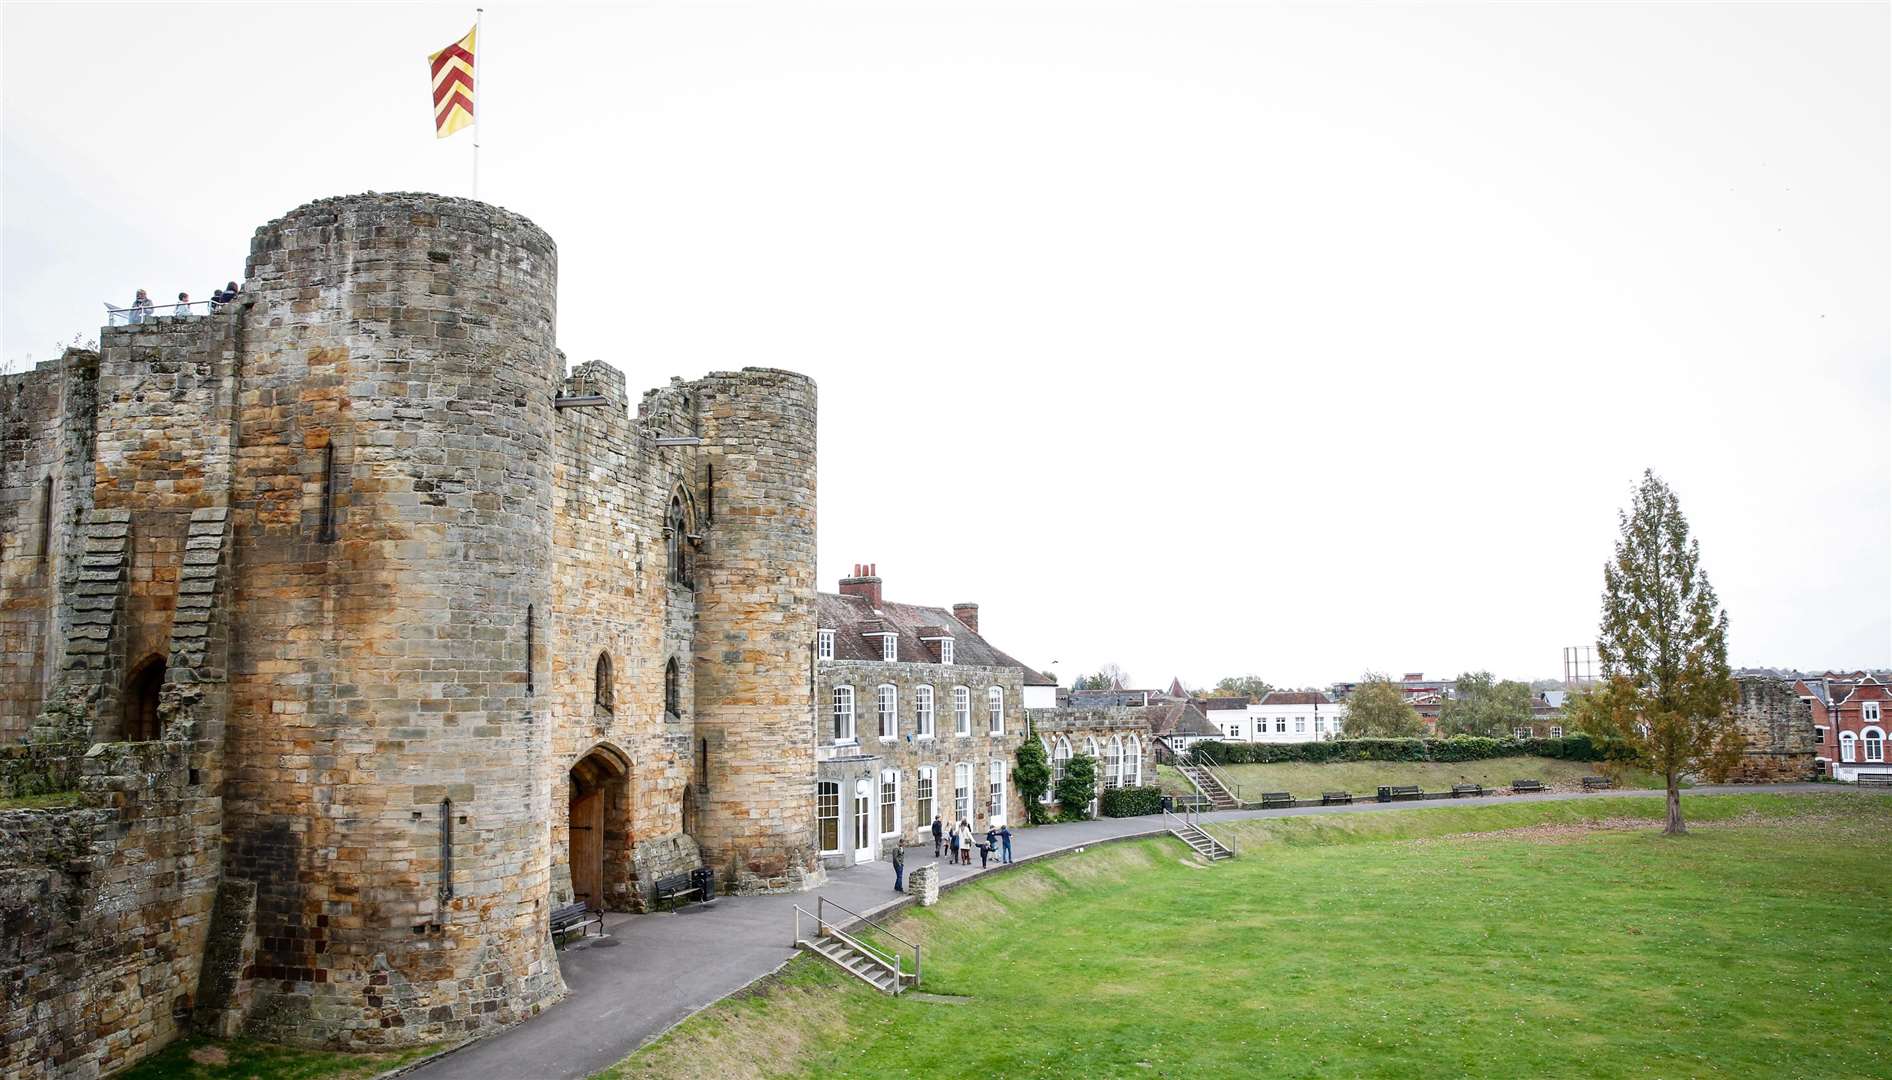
[940, 638, 954, 665]
[882, 634, 898, 662]
[817, 629, 835, 661]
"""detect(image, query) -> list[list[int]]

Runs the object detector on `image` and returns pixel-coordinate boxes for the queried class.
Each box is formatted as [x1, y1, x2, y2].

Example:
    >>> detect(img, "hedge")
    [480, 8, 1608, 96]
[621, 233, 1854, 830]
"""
[1185, 733, 1632, 766]
[1099, 785, 1164, 818]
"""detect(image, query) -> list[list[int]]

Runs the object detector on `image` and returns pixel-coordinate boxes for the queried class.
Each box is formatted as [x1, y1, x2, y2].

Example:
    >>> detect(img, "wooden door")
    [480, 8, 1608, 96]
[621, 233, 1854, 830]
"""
[570, 789, 603, 910]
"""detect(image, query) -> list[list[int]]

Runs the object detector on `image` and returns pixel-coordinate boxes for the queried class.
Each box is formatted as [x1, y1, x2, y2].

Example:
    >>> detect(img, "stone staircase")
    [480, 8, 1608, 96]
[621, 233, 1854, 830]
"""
[799, 930, 916, 995]
[1168, 816, 1236, 862]
[1177, 763, 1240, 810]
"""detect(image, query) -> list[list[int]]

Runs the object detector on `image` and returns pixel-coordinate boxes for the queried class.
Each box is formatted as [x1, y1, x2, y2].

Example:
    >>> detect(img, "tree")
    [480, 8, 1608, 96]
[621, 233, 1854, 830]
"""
[1055, 754, 1098, 822]
[1072, 663, 1133, 692]
[1340, 673, 1425, 738]
[1212, 675, 1274, 701]
[1597, 470, 1741, 836]
[1437, 671, 1534, 737]
[1014, 737, 1053, 825]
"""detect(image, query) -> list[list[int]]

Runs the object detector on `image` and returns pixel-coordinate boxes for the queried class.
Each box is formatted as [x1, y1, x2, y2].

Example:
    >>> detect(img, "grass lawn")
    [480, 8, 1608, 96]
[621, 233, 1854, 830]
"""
[605, 792, 1892, 1079]
[1154, 756, 1669, 800]
[117, 1036, 437, 1080]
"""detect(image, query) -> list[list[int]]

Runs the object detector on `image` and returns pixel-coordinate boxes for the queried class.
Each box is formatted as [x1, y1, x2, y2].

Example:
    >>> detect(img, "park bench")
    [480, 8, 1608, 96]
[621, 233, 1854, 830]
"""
[1581, 775, 1615, 791]
[1259, 792, 1295, 808]
[1321, 791, 1353, 805]
[550, 902, 602, 943]
[1379, 785, 1423, 802]
[1856, 774, 1892, 788]
[654, 867, 716, 909]
[1451, 784, 1484, 798]
[1512, 779, 1546, 793]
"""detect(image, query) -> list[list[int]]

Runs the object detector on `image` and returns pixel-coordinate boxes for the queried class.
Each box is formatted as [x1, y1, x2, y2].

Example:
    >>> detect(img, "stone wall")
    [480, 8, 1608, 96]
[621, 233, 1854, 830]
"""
[816, 658, 1025, 865]
[1723, 676, 1818, 783]
[1029, 707, 1156, 813]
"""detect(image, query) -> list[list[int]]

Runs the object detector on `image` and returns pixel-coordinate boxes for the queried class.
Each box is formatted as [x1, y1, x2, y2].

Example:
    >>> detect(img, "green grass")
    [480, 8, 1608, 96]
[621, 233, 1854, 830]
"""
[116, 1036, 437, 1080]
[607, 792, 1892, 1079]
[0, 790, 82, 810]
[1155, 756, 1669, 800]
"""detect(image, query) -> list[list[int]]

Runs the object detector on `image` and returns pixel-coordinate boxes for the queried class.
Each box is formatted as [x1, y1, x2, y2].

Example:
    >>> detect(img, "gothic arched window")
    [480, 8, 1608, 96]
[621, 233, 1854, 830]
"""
[667, 496, 691, 588]
[594, 653, 614, 714]
[665, 657, 682, 719]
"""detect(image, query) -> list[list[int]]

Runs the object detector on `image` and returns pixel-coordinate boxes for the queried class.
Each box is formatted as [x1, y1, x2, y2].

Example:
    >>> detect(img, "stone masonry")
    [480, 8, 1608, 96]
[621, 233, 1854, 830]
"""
[1723, 675, 1818, 783]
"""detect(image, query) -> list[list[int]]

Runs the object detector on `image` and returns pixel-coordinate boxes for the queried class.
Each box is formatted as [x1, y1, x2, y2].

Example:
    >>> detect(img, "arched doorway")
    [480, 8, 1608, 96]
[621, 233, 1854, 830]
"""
[124, 655, 166, 741]
[568, 746, 631, 911]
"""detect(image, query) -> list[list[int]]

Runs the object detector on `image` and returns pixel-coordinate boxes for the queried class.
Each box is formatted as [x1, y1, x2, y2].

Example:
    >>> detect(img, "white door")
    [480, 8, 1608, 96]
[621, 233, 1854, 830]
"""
[853, 778, 876, 862]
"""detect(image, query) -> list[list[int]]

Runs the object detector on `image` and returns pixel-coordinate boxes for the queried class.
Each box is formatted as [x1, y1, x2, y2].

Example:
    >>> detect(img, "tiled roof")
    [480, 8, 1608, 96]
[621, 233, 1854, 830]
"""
[1201, 697, 1249, 712]
[816, 592, 1051, 684]
[1067, 689, 1148, 709]
[1259, 690, 1333, 706]
[1146, 702, 1219, 737]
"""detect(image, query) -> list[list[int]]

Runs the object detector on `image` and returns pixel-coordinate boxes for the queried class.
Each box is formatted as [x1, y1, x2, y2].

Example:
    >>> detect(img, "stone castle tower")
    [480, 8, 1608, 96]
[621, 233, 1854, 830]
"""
[0, 192, 822, 1071]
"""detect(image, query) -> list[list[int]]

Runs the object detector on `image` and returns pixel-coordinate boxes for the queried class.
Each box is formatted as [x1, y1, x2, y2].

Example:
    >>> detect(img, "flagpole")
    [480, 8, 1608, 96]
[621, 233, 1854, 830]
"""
[472, 7, 483, 199]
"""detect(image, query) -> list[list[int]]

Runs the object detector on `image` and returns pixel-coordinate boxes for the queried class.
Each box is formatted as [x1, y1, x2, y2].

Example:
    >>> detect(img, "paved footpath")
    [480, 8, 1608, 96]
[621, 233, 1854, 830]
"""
[404, 783, 1842, 1080]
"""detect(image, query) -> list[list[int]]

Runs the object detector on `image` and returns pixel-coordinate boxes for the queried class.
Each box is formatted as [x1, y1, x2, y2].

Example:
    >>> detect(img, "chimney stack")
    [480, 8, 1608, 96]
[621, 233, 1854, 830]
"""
[839, 563, 883, 610]
[952, 602, 979, 633]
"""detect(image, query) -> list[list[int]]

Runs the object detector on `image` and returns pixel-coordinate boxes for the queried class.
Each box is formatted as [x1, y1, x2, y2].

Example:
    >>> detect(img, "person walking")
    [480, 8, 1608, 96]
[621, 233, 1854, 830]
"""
[976, 838, 991, 868]
[957, 820, 974, 866]
[947, 825, 959, 865]
[999, 824, 1014, 864]
[931, 814, 944, 857]
[891, 843, 905, 893]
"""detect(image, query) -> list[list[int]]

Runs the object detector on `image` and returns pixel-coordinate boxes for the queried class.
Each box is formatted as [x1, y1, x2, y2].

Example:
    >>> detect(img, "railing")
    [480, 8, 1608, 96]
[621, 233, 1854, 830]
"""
[1194, 752, 1242, 805]
[795, 895, 922, 985]
[104, 299, 230, 326]
[1163, 805, 1238, 859]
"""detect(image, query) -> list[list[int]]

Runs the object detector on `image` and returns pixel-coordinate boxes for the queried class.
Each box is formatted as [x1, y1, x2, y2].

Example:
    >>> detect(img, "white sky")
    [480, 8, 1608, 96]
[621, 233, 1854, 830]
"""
[4, 2, 1888, 689]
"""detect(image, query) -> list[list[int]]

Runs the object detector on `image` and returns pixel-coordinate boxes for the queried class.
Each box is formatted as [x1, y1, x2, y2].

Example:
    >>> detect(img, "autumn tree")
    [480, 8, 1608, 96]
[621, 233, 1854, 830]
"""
[1596, 470, 1741, 835]
[1339, 673, 1425, 738]
[1437, 671, 1534, 737]
[1213, 674, 1275, 701]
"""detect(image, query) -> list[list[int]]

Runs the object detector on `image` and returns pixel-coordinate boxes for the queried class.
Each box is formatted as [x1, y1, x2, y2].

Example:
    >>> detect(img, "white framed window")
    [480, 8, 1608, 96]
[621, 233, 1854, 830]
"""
[987, 687, 1004, 735]
[1814, 726, 1827, 744]
[954, 686, 971, 736]
[880, 768, 900, 836]
[1294, 717, 1306, 733]
[1275, 717, 1287, 733]
[1840, 731, 1858, 762]
[877, 684, 897, 740]
[989, 760, 1006, 820]
[953, 763, 972, 823]
[917, 766, 936, 825]
[1867, 728, 1886, 763]
[881, 634, 899, 662]
[817, 781, 840, 854]
[940, 638, 955, 665]
[1052, 736, 1071, 795]
[832, 685, 856, 743]
[816, 629, 835, 661]
[1333, 718, 1344, 735]
[915, 685, 935, 738]
[1125, 735, 1142, 786]
[1103, 736, 1123, 790]
[1550, 725, 1564, 738]
[1867, 702, 1883, 723]
[1314, 716, 1326, 733]
[854, 779, 873, 859]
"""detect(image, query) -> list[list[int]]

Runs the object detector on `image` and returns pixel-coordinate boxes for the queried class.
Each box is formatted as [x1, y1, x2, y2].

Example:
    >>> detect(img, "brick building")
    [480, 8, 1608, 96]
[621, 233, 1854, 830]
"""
[1792, 672, 1891, 781]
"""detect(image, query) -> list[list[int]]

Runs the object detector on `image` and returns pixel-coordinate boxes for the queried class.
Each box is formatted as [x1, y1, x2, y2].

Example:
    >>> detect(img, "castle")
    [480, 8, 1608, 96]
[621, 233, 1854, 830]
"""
[0, 193, 830, 1073]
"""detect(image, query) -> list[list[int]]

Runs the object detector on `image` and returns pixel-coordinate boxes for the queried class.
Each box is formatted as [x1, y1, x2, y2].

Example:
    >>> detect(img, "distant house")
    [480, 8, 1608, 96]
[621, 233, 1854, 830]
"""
[1201, 690, 1347, 743]
[1794, 673, 1891, 782]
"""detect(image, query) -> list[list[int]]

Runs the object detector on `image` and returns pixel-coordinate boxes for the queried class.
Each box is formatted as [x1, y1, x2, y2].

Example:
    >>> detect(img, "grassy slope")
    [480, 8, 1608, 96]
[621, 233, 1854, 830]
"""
[1155, 757, 1668, 800]
[116, 1037, 436, 1080]
[608, 793, 1892, 1080]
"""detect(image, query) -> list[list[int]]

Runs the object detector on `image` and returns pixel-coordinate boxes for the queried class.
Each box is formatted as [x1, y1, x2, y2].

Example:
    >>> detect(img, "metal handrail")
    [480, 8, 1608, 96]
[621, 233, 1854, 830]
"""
[104, 298, 231, 325]
[1191, 747, 1242, 805]
[816, 895, 922, 984]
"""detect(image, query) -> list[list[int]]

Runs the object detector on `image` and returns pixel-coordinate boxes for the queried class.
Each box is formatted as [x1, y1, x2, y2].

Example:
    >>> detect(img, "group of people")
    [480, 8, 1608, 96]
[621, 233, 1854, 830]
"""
[888, 815, 1019, 891]
[123, 281, 242, 323]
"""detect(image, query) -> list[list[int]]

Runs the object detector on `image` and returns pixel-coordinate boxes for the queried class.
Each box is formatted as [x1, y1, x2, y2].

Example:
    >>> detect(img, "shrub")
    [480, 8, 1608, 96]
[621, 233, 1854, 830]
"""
[1055, 754, 1098, 822]
[1187, 734, 1612, 766]
[1099, 785, 1163, 818]
[1014, 737, 1053, 825]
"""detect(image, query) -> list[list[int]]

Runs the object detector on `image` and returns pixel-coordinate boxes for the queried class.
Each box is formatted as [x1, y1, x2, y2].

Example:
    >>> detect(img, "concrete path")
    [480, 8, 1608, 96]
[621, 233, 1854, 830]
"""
[404, 782, 1843, 1080]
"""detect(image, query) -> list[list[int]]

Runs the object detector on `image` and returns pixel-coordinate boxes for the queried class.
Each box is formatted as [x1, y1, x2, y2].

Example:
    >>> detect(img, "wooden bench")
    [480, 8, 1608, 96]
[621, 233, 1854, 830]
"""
[550, 902, 602, 943]
[1320, 791, 1353, 805]
[1380, 785, 1424, 802]
[1259, 791, 1295, 808]
[1451, 784, 1484, 798]
[1581, 775, 1616, 791]
[654, 868, 714, 909]
[1856, 774, 1892, 788]
[1512, 779, 1547, 793]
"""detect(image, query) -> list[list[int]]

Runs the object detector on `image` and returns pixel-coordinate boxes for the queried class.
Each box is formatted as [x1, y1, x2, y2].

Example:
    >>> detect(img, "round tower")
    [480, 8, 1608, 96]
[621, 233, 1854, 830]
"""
[690, 368, 823, 892]
[223, 193, 561, 1047]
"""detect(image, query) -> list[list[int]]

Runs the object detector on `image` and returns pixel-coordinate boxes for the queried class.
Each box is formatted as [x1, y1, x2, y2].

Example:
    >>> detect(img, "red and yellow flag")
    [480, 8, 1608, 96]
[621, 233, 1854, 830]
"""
[429, 26, 477, 139]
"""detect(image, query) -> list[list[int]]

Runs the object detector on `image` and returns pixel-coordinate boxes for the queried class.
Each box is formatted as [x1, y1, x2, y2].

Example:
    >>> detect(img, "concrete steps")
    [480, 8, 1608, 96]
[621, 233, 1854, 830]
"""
[1177, 764, 1240, 810]
[798, 933, 912, 995]
[1171, 822, 1235, 862]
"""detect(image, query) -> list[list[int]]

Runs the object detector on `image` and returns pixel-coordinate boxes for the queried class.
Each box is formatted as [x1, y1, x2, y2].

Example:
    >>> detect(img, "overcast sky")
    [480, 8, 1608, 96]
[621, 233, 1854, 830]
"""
[4, 2, 1887, 689]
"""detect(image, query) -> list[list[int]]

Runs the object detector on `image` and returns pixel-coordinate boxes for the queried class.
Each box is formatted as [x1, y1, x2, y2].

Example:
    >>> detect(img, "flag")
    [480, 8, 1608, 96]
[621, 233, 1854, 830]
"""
[429, 25, 477, 139]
